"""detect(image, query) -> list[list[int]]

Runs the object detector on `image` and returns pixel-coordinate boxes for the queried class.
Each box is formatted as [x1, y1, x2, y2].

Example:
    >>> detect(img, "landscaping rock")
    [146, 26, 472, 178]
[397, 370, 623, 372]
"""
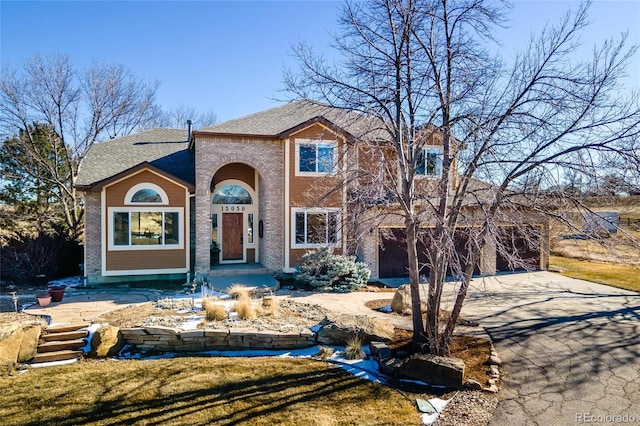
[369, 341, 391, 362]
[316, 313, 395, 345]
[17, 324, 42, 362]
[391, 284, 412, 314]
[90, 325, 124, 357]
[483, 384, 499, 393]
[397, 354, 465, 389]
[1, 321, 44, 365]
[486, 354, 502, 366]
[465, 379, 483, 390]
[0, 324, 23, 365]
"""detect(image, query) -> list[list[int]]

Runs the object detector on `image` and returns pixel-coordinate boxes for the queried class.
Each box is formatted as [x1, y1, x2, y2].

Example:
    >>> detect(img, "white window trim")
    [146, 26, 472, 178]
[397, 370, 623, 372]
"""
[291, 207, 341, 249]
[415, 145, 444, 178]
[294, 139, 337, 176]
[124, 182, 169, 205]
[108, 206, 184, 251]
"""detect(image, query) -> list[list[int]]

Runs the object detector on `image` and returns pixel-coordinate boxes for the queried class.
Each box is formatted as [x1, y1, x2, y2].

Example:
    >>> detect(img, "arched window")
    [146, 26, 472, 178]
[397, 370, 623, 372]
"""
[212, 184, 253, 205]
[131, 188, 162, 203]
[125, 183, 168, 205]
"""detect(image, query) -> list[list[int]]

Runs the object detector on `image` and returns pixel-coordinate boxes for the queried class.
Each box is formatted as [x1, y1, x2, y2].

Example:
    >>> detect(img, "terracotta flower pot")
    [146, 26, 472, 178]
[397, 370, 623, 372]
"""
[36, 293, 52, 307]
[48, 288, 65, 302]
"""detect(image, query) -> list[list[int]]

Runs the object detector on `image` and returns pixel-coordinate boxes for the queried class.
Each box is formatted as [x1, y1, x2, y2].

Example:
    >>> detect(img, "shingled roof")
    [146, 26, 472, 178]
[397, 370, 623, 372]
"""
[75, 128, 193, 189]
[198, 100, 388, 141]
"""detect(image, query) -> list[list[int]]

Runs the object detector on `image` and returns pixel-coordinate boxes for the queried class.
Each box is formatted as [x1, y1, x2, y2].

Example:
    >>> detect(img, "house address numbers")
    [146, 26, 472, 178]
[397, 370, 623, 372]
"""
[219, 205, 246, 212]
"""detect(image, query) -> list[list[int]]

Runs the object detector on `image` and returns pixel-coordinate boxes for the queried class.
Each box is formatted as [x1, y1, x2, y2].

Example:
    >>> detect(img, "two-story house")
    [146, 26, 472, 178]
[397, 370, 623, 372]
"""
[75, 100, 547, 285]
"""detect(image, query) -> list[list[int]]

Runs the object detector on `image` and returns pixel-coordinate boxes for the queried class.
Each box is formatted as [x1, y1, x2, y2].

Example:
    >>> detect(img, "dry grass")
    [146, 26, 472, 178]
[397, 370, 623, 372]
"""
[261, 296, 280, 317]
[0, 357, 420, 426]
[343, 335, 365, 360]
[551, 231, 640, 267]
[550, 256, 640, 292]
[234, 298, 256, 320]
[315, 346, 336, 360]
[204, 303, 228, 321]
[227, 284, 251, 300]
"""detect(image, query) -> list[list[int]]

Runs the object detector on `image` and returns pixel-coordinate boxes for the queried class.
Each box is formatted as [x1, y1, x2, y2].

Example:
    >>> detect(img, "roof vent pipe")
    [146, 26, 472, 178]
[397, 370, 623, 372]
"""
[187, 119, 193, 142]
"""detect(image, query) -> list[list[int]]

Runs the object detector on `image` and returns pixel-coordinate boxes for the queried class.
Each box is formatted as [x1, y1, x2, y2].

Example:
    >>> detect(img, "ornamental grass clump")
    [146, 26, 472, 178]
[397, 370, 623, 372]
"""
[234, 298, 256, 320]
[315, 346, 335, 360]
[295, 246, 370, 292]
[205, 303, 228, 321]
[343, 335, 365, 360]
[228, 284, 251, 300]
[262, 295, 280, 317]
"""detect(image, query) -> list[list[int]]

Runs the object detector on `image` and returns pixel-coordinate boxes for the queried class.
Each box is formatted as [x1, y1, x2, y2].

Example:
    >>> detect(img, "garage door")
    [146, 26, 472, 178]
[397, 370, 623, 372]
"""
[496, 226, 540, 272]
[378, 228, 480, 278]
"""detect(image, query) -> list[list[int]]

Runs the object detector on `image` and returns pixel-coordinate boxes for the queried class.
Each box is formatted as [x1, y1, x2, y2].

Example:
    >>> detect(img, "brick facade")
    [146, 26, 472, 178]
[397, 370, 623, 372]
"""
[84, 191, 102, 282]
[194, 136, 284, 274]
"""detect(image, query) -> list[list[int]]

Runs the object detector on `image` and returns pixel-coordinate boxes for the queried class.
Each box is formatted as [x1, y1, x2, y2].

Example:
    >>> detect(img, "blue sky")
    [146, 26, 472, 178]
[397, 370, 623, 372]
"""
[1, 0, 639, 124]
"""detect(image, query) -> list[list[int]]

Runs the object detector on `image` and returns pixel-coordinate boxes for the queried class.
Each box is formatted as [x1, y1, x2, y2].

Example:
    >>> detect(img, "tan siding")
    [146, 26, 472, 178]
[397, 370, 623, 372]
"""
[104, 169, 188, 272]
[108, 250, 186, 270]
[213, 163, 255, 190]
[289, 247, 343, 268]
[105, 170, 186, 207]
[288, 124, 343, 208]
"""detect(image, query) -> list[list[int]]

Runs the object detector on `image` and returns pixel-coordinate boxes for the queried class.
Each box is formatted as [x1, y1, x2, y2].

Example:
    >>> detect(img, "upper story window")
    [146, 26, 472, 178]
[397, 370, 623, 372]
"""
[296, 139, 336, 175]
[417, 146, 443, 177]
[125, 183, 169, 205]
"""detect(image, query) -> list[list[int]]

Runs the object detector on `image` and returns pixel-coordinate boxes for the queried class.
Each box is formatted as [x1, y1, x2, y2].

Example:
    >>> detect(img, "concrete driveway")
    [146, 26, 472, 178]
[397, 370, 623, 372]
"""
[456, 272, 640, 425]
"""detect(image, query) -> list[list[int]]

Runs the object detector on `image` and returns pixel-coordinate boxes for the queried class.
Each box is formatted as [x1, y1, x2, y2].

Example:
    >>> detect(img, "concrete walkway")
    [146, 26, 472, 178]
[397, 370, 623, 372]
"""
[25, 288, 165, 325]
[455, 272, 640, 426]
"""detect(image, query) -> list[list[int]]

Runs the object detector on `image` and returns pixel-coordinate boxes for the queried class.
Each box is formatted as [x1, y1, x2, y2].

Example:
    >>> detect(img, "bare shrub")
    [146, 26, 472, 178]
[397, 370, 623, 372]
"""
[343, 335, 365, 360]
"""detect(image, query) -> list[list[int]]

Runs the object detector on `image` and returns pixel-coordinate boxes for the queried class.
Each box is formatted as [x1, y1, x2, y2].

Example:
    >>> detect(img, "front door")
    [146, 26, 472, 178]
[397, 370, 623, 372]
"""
[222, 213, 243, 260]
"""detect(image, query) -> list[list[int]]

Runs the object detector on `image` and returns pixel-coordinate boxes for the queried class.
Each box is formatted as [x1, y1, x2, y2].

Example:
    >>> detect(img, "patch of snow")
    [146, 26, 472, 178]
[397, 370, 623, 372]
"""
[30, 358, 79, 368]
[379, 304, 393, 313]
[310, 324, 322, 333]
[181, 317, 204, 330]
[420, 396, 455, 425]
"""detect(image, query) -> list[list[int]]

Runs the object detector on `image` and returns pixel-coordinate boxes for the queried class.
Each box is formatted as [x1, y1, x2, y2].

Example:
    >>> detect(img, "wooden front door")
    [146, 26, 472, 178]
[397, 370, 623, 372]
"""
[222, 213, 243, 260]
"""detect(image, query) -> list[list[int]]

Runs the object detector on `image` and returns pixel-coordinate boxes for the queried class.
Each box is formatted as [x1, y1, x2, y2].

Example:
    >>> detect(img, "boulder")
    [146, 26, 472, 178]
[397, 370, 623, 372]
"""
[465, 379, 483, 390]
[17, 324, 42, 362]
[0, 322, 44, 365]
[316, 313, 395, 345]
[90, 325, 124, 358]
[397, 354, 465, 389]
[0, 324, 23, 365]
[391, 284, 412, 314]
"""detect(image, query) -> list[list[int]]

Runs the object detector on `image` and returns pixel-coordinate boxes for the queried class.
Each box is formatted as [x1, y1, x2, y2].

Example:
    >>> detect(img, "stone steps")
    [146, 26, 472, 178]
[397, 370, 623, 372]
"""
[37, 339, 86, 353]
[41, 329, 89, 342]
[32, 349, 84, 364]
[31, 323, 90, 366]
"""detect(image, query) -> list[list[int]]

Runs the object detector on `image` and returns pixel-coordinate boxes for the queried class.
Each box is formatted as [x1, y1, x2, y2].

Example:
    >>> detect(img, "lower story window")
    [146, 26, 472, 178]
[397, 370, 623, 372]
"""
[111, 209, 181, 248]
[294, 209, 339, 247]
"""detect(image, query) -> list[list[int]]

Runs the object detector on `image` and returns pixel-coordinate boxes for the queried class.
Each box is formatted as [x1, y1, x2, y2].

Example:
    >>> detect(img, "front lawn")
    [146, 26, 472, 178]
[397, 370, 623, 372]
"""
[0, 357, 420, 426]
[550, 256, 640, 292]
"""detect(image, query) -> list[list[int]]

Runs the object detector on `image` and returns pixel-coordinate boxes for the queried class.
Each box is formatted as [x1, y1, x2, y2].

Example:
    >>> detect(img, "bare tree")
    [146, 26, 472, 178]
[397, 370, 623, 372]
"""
[286, 0, 640, 354]
[154, 104, 218, 129]
[0, 53, 163, 238]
